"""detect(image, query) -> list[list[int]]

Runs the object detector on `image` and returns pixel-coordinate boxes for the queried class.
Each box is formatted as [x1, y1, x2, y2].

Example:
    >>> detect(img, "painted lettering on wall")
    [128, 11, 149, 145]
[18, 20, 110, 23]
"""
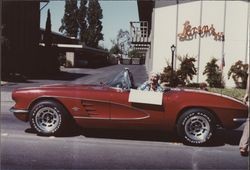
[178, 21, 224, 41]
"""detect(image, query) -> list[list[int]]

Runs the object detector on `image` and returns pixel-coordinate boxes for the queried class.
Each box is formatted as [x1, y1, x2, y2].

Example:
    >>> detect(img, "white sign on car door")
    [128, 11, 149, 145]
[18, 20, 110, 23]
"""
[128, 89, 163, 105]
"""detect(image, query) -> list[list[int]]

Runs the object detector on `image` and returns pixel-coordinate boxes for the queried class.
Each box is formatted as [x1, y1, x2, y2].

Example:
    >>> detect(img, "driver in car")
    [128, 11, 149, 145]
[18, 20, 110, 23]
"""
[138, 72, 164, 92]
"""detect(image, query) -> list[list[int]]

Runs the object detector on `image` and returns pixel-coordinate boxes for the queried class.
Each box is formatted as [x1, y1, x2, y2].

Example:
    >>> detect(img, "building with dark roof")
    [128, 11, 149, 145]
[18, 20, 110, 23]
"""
[1, 1, 109, 77]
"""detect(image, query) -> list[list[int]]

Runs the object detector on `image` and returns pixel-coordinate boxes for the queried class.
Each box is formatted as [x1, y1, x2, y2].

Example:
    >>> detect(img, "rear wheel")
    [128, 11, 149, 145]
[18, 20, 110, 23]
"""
[29, 100, 68, 136]
[177, 108, 216, 145]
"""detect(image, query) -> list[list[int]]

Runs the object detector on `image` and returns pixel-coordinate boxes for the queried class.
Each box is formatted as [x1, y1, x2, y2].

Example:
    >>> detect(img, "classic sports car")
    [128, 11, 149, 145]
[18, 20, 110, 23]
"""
[10, 68, 248, 145]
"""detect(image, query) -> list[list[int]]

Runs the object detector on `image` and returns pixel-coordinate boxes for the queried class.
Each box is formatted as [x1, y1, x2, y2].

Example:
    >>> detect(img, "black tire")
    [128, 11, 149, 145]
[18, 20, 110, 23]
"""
[177, 108, 216, 145]
[29, 100, 68, 136]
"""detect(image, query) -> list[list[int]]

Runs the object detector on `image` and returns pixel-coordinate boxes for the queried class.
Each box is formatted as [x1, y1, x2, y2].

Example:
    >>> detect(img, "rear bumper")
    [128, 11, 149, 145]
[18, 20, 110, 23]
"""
[10, 107, 29, 122]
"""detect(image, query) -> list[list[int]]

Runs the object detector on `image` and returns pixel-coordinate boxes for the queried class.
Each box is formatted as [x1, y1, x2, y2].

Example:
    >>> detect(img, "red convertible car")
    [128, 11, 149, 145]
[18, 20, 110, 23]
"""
[10, 68, 248, 145]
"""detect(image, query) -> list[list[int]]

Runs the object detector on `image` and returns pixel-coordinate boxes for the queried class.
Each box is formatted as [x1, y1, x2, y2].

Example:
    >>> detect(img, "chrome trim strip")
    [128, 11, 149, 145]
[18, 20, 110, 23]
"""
[233, 118, 247, 123]
[73, 116, 109, 120]
[73, 115, 150, 120]
[110, 116, 150, 120]
[9, 107, 28, 113]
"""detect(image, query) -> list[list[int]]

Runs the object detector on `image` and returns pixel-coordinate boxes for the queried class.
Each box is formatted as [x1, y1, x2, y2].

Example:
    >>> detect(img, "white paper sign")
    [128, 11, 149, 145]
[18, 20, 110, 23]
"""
[128, 89, 163, 105]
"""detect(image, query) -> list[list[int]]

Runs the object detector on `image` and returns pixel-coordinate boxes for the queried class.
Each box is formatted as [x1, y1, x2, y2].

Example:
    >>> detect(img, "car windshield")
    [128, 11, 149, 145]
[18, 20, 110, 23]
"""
[106, 69, 135, 90]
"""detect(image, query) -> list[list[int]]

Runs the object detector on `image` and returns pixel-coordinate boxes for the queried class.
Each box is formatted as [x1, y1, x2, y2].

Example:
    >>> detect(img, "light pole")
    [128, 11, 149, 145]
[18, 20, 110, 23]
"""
[171, 44, 176, 86]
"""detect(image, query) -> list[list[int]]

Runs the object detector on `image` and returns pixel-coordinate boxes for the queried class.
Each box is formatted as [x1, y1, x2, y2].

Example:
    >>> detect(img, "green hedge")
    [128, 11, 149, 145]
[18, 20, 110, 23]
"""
[208, 88, 246, 101]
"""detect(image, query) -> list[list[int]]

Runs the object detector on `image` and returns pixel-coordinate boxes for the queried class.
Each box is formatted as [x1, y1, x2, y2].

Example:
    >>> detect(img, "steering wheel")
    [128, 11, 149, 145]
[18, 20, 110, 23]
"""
[116, 82, 123, 88]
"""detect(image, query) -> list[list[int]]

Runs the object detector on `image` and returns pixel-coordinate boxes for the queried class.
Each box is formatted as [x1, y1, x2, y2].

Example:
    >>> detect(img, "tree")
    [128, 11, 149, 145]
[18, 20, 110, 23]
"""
[228, 60, 248, 89]
[44, 9, 52, 47]
[59, 0, 78, 38]
[116, 29, 131, 55]
[42, 9, 60, 73]
[110, 29, 131, 56]
[203, 58, 224, 88]
[78, 0, 88, 42]
[85, 0, 103, 47]
[110, 44, 122, 55]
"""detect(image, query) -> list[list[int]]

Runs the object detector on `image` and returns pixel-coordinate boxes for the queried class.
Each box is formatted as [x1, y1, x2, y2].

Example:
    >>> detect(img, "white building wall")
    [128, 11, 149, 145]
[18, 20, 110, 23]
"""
[224, 1, 249, 81]
[145, 9, 156, 74]
[152, 1, 178, 72]
[198, 0, 225, 84]
[150, 0, 249, 87]
[177, 0, 203, 82]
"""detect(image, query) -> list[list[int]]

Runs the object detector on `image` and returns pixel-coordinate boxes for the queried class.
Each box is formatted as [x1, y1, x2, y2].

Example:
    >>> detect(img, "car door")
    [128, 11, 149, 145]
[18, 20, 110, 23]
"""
[106, 68, 165, 129]
[109, 88, 165, 129]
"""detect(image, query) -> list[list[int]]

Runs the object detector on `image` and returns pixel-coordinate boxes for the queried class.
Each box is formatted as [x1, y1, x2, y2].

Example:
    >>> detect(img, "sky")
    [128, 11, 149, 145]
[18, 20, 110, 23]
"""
[40, 1, 139, 50]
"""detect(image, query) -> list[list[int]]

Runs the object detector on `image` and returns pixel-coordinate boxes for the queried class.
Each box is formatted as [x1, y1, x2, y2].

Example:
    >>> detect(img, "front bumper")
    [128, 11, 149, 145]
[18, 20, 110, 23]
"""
[10, 107, 29, 122]
[233, 118, 247, 123]
[233, 118, 248, 127]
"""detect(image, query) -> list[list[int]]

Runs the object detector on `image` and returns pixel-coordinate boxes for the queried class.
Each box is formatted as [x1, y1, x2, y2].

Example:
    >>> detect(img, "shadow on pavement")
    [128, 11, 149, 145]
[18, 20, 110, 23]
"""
[80, 129, 180, 143]
[212, 129, 243, 146]
[25, 127, 179, 143]
[25, 127, 243, 146]
[78, 129, 243, 147]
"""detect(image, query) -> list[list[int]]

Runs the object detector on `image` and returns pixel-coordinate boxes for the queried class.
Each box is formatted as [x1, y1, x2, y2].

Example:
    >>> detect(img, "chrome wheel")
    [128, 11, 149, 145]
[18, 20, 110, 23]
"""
[30, 100, 72, 136]
[34, 107, 61, 133]
[184, 115, 210, 142]
[177, 108, 215, 145]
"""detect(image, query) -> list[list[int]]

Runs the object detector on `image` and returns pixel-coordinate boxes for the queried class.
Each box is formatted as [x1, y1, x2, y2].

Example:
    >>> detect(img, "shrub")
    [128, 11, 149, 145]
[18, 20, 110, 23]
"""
[160, 54, 197, 87]
[228, 60, 248, 89]
[208, 88, 246, 101]
[203, 58, 224, 88]
[128, 49, 141, 58]
[65, 60, 73, 68]
[177, 55, 197, 85]
[160, 65, 180, 87]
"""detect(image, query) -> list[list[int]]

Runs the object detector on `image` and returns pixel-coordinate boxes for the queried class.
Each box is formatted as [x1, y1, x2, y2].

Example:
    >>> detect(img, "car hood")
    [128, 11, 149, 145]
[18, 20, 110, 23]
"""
[181, 88, 246, 106]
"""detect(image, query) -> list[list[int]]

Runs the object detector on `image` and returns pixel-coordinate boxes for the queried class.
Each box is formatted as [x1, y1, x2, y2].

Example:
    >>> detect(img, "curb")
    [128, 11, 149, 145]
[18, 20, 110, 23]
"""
[1, 91, 13, 102]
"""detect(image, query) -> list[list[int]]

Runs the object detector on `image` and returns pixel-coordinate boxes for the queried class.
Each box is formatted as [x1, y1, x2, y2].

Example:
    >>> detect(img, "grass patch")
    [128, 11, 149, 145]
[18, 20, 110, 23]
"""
[208, 88, 246, 101]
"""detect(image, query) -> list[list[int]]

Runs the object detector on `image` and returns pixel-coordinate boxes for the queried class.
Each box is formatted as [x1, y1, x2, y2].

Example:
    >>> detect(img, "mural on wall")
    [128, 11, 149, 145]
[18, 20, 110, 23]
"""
[178, 21, 224, 41]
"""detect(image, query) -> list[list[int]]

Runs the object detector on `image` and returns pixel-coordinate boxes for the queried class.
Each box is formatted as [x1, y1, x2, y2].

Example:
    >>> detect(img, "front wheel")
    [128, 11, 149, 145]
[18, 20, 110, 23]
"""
[29, 100, 68, 136]
[177, 108, 216, 145]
